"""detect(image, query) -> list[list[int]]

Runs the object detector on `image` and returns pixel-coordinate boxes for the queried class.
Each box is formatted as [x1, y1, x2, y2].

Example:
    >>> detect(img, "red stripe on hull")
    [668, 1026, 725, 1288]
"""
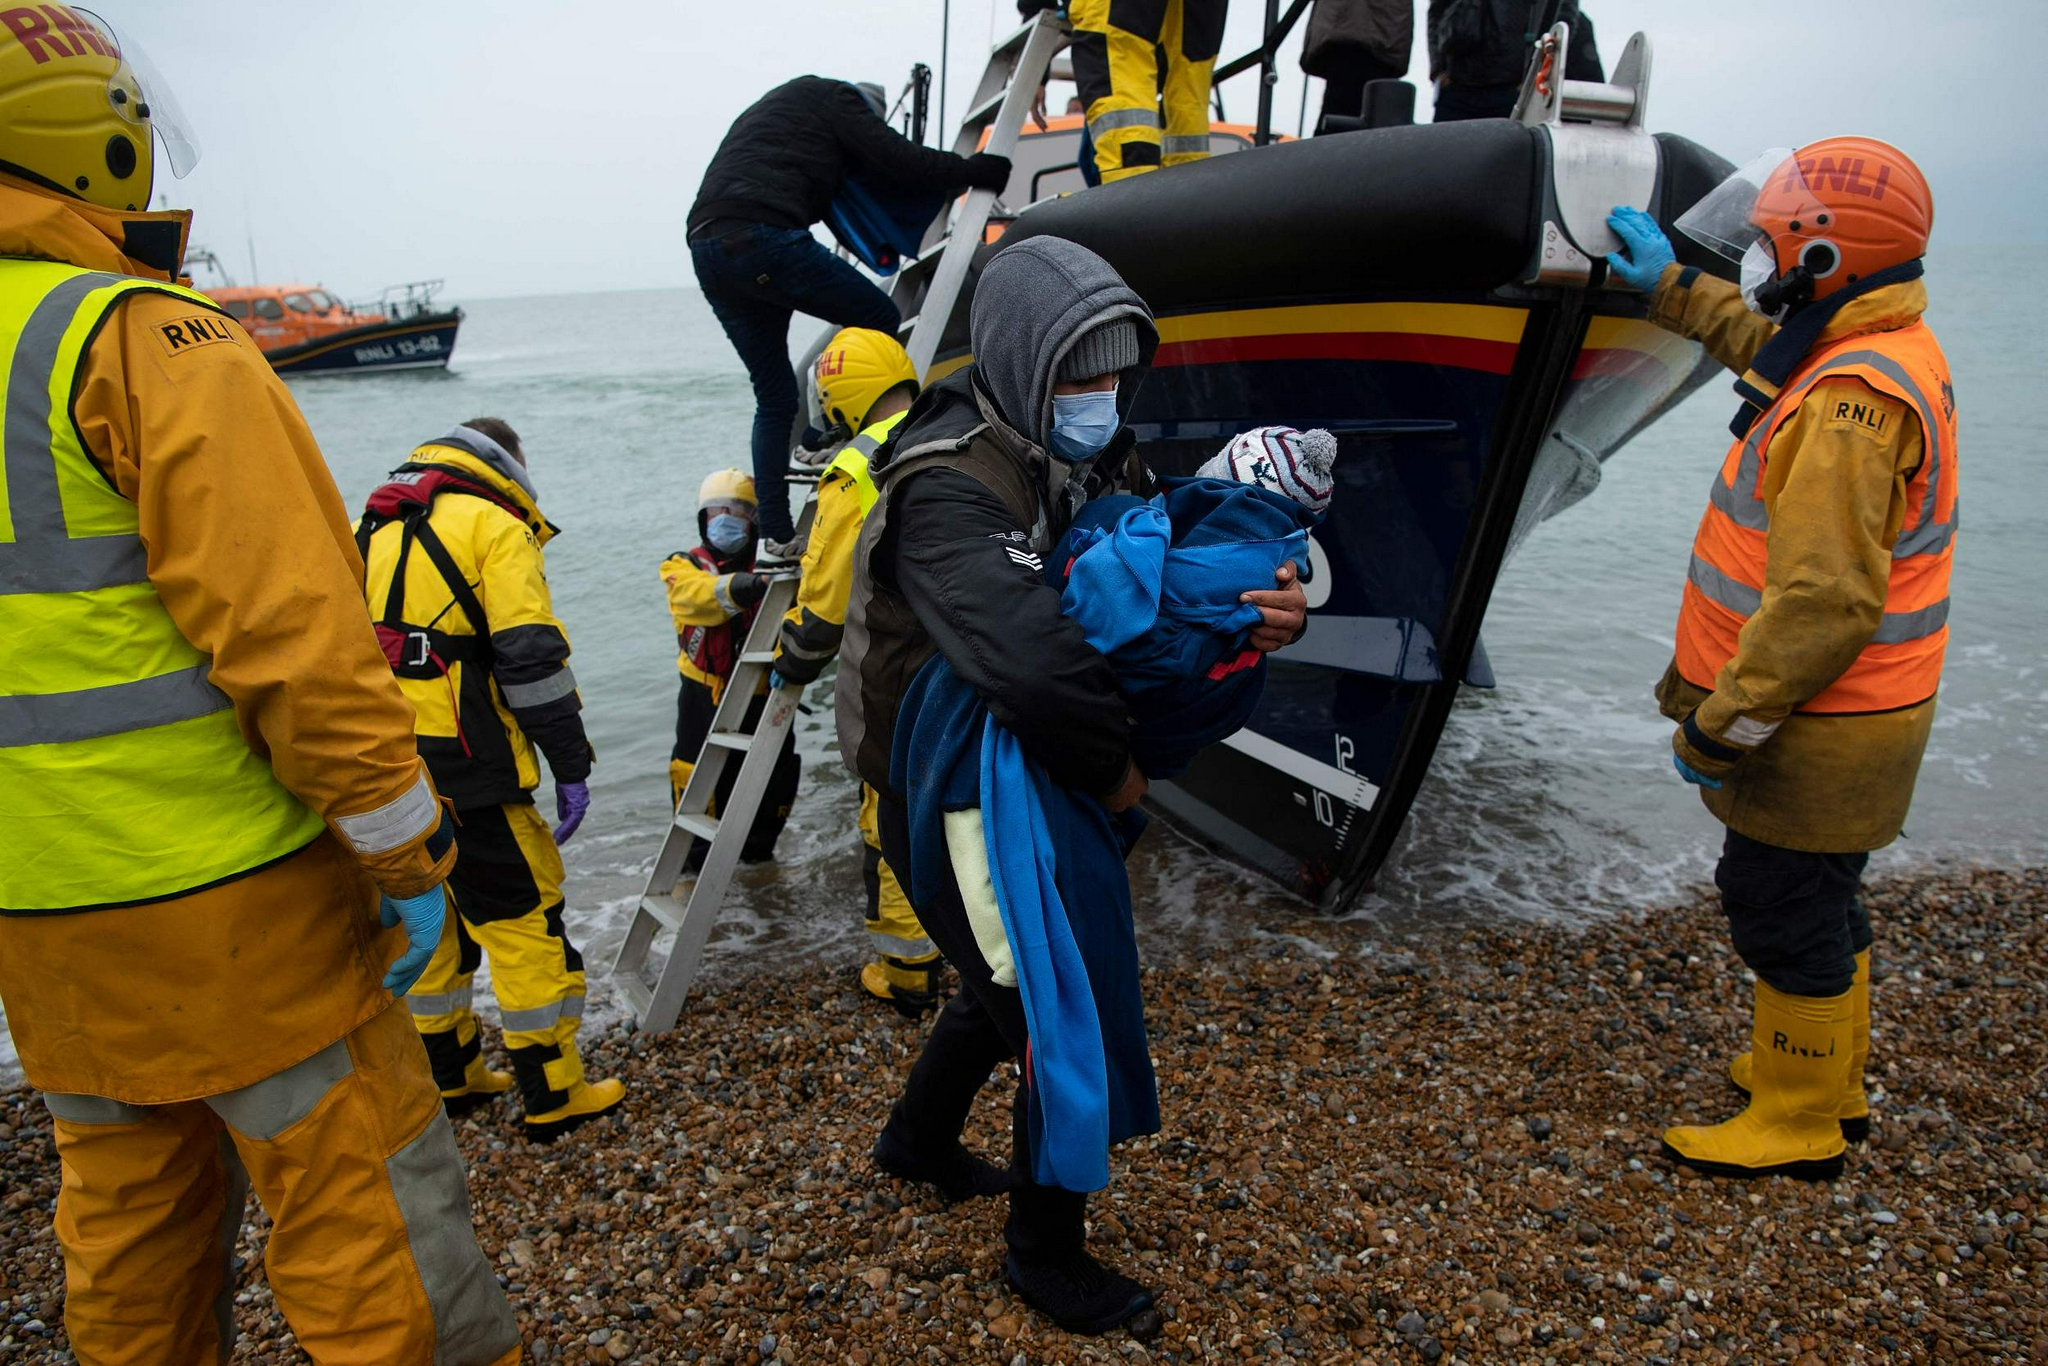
[1153, 332, 1521, 374]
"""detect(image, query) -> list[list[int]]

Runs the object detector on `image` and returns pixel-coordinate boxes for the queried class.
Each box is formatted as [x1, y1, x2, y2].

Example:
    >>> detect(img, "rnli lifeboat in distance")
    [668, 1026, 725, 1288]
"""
[183, 252, 462, 376]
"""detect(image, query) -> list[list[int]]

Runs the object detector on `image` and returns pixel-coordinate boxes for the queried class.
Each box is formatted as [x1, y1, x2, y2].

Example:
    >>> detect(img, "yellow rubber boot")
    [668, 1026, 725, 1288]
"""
[440, 1053, 514, 1116]
[1665, 980, 1851, 1180]
[861, 955, 945, 1018]
[1727, 950, 1871, 1143]
[525, 1076, 627, 1143]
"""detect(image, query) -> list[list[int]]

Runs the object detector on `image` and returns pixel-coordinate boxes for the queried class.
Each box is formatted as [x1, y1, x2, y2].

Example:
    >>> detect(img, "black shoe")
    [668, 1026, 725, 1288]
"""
[1005, 1247, 1160, 1337]
[872, 1125, 1014, 1202]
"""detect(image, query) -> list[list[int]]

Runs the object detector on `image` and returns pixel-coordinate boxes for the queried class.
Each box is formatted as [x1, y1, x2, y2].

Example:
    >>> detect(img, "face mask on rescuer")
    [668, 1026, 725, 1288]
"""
[1049, 386, 1121, 462]
[706, 513, 753, 554]
[1740, 238, 1786, 320]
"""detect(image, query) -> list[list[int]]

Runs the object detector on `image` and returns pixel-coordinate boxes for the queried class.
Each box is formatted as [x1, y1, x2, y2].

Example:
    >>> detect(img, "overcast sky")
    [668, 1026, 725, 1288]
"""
[113, 0, 2046, 301]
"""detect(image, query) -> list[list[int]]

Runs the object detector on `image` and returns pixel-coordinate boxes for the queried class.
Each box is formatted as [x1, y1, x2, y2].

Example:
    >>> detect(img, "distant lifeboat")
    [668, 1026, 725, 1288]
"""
[201, 279, 463, 376]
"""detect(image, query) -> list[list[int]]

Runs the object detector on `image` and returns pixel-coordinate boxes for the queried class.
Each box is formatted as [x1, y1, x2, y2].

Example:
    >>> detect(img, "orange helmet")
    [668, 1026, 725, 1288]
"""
[1677, 138, 1933, 315]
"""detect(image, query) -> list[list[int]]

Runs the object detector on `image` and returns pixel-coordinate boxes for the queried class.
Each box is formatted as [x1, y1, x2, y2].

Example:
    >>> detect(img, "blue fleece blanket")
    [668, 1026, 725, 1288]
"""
[892, 477, 1317, 1191]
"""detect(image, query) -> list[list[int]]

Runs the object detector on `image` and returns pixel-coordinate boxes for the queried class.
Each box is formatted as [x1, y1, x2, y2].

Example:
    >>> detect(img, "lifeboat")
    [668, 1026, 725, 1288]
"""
[197, 274, 462, 376]
[810, 16, 1735, 909]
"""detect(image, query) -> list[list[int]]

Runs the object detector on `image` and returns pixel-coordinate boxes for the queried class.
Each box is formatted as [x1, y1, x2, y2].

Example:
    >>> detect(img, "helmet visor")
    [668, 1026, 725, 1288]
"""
[81, 10, 201, 180]
[1674, 147, 1798, 264]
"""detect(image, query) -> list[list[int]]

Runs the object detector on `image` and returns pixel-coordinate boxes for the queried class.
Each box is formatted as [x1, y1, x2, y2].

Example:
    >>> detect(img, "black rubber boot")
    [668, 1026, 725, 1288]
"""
[1004, 1186, 1159, 1337]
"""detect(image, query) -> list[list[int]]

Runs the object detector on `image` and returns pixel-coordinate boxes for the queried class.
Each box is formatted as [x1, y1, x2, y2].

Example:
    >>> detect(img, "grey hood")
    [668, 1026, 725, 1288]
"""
[967, 236, 1157, 452]
[437, 424, 538, 503]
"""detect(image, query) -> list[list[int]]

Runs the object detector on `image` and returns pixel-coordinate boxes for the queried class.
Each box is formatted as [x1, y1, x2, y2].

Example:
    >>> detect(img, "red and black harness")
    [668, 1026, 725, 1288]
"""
[357, 467, 528, 799]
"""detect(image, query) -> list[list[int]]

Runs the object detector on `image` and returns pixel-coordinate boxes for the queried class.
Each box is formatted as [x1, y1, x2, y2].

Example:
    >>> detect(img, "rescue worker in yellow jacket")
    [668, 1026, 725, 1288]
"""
[0, 14, 517, 1362]
[661, 469, 801, 865]
[1605, 138, 1955, 1181]
[360, 420, 625, 1142]
[774, 328, 943, 1014]
[1047, 0, 1225, 182]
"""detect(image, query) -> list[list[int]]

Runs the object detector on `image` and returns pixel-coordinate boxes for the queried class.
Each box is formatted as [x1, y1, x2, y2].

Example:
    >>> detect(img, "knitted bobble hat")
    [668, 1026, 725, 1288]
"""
[1195, 425, 1338, 514]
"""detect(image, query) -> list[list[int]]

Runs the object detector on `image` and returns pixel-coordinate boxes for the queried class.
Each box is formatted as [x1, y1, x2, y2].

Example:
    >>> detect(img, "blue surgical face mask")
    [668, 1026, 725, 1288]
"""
[1048, 386, 1121, 462]
[706, 512, 753, 554]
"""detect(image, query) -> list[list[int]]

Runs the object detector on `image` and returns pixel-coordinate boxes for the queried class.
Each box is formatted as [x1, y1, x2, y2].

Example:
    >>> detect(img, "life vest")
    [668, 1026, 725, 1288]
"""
[679, 545, 757, 684]
[356, 465, 528, 802]
[0, 262, 327, 912]
[1675, 321, 1958, 714]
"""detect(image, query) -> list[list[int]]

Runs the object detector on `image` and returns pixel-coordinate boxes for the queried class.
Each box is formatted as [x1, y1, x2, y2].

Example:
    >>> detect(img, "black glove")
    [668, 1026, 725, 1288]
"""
[963, 152, 1013, 193]
[724, 572, 768, 609]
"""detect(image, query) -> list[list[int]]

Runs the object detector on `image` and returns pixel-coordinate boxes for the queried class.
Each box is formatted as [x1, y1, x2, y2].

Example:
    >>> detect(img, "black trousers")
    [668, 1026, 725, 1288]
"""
[875, 793, 1088, 1257]
[1715, 828, 1872, 998]
[1316, 51, 1406, 126]
[1432, 80, 1520, 122]
[673, 679, 800, 868]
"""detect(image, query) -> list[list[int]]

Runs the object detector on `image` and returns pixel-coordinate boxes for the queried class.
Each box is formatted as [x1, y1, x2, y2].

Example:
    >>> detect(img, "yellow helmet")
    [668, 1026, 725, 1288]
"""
[814, 327, 917, 434]
[0, 6, 200, 211]
[697, 467, 756, 516]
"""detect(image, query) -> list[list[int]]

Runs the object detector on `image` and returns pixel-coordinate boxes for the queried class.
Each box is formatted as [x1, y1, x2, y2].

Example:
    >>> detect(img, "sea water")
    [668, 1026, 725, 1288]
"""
[2, 246, 2040, 1079]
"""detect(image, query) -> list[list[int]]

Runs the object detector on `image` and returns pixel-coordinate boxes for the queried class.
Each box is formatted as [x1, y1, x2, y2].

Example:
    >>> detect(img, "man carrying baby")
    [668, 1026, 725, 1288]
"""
[834, 235, 1310, 1337]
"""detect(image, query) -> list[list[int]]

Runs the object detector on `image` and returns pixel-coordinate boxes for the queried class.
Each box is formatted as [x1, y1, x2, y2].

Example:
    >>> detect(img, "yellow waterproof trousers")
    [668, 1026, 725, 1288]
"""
[860, 783, 935, 964]
[409, 802, 589, 1116]
[43, 1005, 518, 1366]
[1070, 0, 1226, 181]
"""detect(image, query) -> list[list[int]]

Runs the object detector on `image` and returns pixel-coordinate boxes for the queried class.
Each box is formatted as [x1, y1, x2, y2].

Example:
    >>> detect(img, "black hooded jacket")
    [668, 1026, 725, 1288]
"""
[689, 76, 983, 235]
[837, 238, 1160, 800]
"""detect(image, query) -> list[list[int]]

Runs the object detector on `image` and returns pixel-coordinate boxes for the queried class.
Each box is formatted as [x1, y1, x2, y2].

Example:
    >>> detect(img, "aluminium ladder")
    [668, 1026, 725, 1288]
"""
[609, 13, 1065, 1033]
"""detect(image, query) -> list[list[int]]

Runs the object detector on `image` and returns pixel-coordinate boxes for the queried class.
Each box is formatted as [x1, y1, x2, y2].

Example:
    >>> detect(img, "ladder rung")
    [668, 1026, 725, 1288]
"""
[739, 651, 776, 665]
[990, 18, 1036, 58]
[703, 732, 751, 751]
[961, 89, 1007, 129]
[639, 890, 687, 934]
[673, 811, 718, 842]
[615, 972, 652, 1024]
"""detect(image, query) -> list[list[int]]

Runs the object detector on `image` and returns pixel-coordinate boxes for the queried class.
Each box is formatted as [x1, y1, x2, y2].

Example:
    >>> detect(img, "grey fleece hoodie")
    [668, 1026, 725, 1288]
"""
[967, 236, 1159, 454]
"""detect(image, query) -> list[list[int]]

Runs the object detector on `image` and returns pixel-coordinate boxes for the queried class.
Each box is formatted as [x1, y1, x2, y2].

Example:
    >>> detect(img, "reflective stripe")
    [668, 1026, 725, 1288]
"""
[849, 432, 882, 458]
[386, 1111, 521, 1361]
[1871, 596, 1950, 644]
[869, 929, 937, 959]
[1088, 106, 1160, 133]
[1694, 553, 1948, 642]
[1722, 714, 1782, 748]
[1707, 439, 1770, 530]
[204, 1037, 353, 1140]
[0, 661, 230, 748]
[334, 772, 440, 856]
[497, 665, 578, 709]
[712, 574, 742, 616]
[1851, 349, 1950, 558]
[1688, 554, 1761, 616]
[1161, 135, 1210, 156]
[42, 1091, 151, 1124]
[406, 986, 475, 1018]
[498, 994, 584, 1034]
[0, 270, 141, 596]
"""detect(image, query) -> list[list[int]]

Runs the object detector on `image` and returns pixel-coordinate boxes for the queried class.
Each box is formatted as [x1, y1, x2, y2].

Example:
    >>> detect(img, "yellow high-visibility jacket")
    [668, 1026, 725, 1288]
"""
[360, 441, 591, 809]
[0, 174, 455, 1103]
[773, 408, 902, 686]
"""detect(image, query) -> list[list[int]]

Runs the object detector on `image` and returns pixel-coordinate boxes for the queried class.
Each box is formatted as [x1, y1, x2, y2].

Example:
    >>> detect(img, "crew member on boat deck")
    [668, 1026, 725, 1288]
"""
[690, 76, 1012, 552]
[1042, 0, 1226, 182]
[360, 418, 627, 1142]
[1604, 139, 1955, 1182]
[837, 235, 1308, 1337]
[1427, 0, 1602, 122]
[663, 469, 802, 866]
[772, 327, 943, 1016]
[0, 13, 516, 1361]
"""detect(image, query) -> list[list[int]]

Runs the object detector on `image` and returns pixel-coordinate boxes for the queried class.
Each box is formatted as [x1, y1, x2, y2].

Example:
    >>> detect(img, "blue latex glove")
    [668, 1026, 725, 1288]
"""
[379, 888, 446, 995]
[554, 780, 591, 845]
[769, 670, 789, 692]
[1672, 754, 1723, 790]
[1606, 205, 1676, 291]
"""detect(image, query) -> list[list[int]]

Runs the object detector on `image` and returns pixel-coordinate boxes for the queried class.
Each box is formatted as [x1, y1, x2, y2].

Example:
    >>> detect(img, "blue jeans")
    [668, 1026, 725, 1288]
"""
[690, 224, 900, 542]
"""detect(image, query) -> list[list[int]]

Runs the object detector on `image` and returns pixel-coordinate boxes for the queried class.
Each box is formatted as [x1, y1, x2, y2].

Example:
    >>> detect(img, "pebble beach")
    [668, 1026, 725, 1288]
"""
[2, 863, 2044, 1364]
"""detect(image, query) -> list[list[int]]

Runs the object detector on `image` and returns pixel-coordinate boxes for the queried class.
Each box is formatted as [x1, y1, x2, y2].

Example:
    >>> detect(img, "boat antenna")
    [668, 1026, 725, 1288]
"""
[937, 0, 950, 148]
[243, 193, 258, 284]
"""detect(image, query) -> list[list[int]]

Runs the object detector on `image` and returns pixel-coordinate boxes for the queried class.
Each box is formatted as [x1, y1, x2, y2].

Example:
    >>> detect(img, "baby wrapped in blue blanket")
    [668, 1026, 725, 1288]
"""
[892, 426, 1335, 1191]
